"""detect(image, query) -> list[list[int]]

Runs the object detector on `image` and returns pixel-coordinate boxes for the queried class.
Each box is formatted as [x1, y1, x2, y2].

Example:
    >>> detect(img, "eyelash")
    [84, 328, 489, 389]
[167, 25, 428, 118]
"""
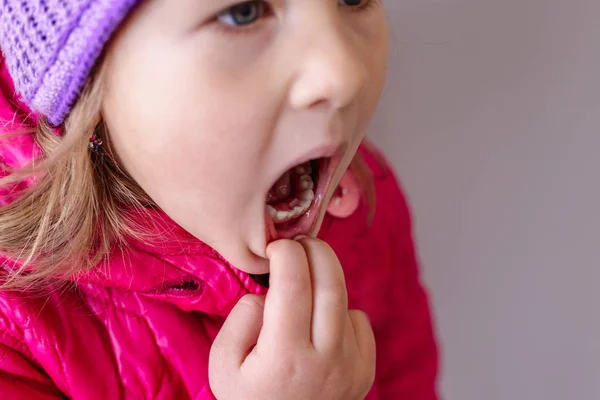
[342, 0, 381, 13]
[213, 1, 269, 35]
[213, 0, 381, 35]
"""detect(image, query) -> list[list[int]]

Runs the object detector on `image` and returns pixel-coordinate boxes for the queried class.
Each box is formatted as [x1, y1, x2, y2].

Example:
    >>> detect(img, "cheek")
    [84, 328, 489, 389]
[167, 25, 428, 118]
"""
[102, 80, 268, 223]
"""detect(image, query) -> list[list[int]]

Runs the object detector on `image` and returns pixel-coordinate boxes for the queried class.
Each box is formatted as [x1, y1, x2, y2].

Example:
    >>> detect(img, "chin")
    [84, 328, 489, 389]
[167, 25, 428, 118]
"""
[224, 143, 358, 276]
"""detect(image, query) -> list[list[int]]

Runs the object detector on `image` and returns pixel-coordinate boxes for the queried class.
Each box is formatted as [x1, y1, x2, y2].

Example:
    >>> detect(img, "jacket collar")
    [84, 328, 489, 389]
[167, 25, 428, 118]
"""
[76, 210, 268, 316]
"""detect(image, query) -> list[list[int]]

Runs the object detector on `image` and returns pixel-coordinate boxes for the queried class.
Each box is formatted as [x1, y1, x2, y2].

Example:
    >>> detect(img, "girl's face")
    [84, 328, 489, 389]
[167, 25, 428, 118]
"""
[102, 0, 388, 274]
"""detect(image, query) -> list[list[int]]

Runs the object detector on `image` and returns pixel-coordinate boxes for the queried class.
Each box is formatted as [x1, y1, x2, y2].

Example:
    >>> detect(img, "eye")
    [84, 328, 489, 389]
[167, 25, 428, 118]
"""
[217, 1, 267, 27]
[339, 0, 379, 11]
[339, 0, 364, 6]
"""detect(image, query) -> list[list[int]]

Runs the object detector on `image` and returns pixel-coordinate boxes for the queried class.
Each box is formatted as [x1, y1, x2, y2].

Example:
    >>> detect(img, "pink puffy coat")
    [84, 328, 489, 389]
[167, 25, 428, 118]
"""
[0, 57, 439, 399]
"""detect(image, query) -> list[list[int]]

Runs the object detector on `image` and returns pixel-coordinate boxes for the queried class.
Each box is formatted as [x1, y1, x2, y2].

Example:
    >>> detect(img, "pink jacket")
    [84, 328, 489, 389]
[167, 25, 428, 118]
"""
[0, 58, 439, 399]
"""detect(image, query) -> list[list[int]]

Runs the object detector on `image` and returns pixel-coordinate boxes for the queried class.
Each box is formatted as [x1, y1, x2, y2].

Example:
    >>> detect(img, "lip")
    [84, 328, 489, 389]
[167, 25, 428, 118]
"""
[267, 143, 346, 189]
[265, 154, 342, 243]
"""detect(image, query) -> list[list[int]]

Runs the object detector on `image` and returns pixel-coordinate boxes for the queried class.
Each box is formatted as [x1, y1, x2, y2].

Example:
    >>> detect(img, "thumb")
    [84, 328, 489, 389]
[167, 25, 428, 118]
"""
[210, 294, 265, 372]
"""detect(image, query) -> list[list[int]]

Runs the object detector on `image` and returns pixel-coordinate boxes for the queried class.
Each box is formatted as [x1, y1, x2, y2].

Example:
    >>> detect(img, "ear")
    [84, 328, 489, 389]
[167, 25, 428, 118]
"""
[327, 169, 361, 219]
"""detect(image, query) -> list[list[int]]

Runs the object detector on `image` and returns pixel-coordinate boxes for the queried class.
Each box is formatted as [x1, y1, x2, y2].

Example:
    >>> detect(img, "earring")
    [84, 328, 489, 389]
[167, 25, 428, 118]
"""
[89, 134, 103, 152]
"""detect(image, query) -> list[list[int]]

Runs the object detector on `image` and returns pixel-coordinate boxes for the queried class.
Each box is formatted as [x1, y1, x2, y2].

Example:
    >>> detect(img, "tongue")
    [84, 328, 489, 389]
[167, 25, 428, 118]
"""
[267, 170, 292, 205]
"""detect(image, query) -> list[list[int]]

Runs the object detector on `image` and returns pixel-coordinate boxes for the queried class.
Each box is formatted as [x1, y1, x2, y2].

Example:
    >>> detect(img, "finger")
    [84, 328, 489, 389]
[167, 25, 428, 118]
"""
[297, 238, 348, 350]
[348, 310, 376, 369]
[210, 294, 265, 373]
[260, 239, 312, 346]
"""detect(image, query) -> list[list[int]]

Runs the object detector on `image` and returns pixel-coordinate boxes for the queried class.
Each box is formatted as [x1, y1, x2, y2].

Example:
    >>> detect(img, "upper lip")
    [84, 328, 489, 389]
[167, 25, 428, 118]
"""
[265, 142, 347, 196]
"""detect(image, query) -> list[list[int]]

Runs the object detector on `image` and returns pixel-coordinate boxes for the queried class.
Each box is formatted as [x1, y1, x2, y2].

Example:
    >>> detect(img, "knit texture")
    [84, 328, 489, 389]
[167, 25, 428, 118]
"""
[0, 0, 140, 125]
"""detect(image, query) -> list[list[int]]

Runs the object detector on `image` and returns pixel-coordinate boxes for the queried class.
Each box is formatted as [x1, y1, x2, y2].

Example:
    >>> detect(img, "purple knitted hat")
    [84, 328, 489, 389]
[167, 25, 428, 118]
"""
[0, 0, 141, 126]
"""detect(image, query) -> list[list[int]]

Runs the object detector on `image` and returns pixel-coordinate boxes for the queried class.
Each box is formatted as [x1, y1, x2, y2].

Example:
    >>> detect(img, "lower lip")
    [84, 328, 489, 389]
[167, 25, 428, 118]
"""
[265, 158, 334, 243]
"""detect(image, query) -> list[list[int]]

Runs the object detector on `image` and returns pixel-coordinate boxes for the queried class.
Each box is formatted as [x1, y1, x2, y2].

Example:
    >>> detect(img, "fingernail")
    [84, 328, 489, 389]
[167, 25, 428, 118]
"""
[293, 235, 308, 241]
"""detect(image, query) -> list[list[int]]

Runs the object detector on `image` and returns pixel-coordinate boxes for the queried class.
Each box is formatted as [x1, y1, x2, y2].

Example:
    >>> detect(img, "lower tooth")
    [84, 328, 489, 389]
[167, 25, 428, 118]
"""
[289, 201, 311, 219]
[300, 189, 315, 201]
[299, 174, 314, 190]
[289, 207, 302, 218]
[267, 189, 315, 223]
[297, 200, 311, 213]
[288, 198, 299, 208]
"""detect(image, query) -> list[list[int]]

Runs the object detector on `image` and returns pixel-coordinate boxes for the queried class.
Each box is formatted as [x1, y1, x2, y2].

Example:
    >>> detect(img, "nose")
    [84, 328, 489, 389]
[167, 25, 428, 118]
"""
[287, 14, 368, 111]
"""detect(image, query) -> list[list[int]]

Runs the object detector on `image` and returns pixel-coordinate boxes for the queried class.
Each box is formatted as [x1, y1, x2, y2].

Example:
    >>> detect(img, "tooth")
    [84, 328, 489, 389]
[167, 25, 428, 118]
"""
[294, 200, 310, 216]
[266, 205, 277, 218]
[294, 163, 312, 175]
[288, 198, 300, 208]
[296, 200, 311, 215]
[269, 188, 315, 223]
[289, 207, 303, 217]
[300, 189, 314, 201]
[276, 184, 291, 199]
[288, 206, 299, 218]
[276, 210, 290, 221]
[298, 199, 311, 209]
[299, 174, 314, 190]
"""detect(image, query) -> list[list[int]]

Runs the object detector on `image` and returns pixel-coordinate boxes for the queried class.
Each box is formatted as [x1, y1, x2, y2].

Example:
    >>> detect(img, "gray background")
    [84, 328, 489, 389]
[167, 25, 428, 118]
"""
[372, 1, 600, 399]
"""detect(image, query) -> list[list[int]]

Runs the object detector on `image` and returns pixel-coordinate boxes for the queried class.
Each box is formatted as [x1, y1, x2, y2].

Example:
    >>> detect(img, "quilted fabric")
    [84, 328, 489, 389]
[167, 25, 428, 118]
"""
[0, 58, 439, 399]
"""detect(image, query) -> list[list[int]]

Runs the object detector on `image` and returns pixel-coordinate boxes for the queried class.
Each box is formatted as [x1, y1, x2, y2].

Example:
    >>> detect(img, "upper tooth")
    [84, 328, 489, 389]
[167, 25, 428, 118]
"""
[299, 174, 314, 190]
[294, 163, 312, 174]
[266, 205, 277, 218]
[276, 184, 291, 199]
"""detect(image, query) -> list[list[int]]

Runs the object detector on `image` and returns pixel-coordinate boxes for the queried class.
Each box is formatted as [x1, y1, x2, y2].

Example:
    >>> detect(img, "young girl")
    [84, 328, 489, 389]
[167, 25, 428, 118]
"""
[0, 0, 438, 399]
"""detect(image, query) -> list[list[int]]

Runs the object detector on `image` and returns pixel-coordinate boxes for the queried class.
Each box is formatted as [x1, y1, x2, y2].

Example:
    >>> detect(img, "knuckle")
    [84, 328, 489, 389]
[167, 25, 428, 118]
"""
[275, 357, 300, 379]
[269, 350, 315, 382]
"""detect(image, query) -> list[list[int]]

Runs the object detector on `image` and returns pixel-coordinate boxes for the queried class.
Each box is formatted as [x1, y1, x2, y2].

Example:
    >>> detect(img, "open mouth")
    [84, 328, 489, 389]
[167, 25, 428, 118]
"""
[265, 157, 333, 241]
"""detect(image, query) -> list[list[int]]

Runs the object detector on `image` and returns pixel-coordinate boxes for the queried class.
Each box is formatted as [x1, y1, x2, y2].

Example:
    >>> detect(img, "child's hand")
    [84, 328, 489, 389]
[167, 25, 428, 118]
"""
[209, 237, 376, 400]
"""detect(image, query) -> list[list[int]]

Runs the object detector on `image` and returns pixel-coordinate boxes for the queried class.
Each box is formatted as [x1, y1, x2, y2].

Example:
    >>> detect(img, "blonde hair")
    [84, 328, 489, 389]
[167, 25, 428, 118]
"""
[0, 63, 375, 290]
[0, 63, 154, 289]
